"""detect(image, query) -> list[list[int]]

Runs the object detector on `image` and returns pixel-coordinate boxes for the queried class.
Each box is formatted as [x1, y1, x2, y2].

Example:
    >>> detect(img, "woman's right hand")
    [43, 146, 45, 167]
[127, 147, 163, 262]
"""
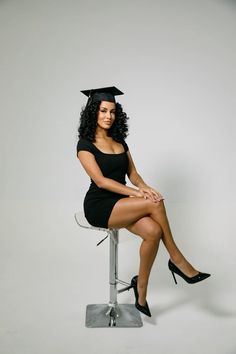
[133, 189, 146, 198]
[133, 187, 164, 202]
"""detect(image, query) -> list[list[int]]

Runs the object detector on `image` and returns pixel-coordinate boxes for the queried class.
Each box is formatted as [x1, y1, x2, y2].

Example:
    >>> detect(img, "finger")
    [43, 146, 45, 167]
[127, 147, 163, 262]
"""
[152, 191, 160, 200]
[148, 191, 156, 201]
[143, 190, 153, 200]
[153, 193, 160, 200]
[151, 189, 163, 198]
[151, 195, 157, 202]
[139, 190, 146, 198]
[145, 194, 154, 202]
[146, 195, 156, 203]
[156, 192, 163, 198]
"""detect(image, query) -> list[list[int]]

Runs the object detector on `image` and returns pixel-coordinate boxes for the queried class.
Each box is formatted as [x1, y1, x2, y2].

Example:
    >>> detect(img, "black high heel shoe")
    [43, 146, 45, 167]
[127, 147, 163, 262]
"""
[131, 275, 151, 317]
[168, 259, 211, 284]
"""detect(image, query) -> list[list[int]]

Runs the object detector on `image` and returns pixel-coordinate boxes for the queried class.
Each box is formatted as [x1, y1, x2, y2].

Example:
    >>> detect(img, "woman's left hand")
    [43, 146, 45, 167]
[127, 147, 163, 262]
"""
[138, 185, 164, 203]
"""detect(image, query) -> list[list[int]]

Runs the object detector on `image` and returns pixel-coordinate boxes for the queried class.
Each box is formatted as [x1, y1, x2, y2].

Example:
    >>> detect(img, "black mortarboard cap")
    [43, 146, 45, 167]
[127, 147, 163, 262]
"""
[81, 86, 124, 106]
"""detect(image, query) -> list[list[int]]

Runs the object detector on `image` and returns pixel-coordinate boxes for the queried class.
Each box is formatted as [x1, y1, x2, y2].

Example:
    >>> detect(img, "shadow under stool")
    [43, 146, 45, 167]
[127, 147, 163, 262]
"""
[74, 212, 143, 328]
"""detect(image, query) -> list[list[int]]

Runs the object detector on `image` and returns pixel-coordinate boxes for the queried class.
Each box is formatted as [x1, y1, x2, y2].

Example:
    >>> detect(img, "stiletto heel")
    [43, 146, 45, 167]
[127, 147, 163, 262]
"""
[171, 270, 177, 284]
[168, 259, 211, 284]
[131, 275, 152, 317]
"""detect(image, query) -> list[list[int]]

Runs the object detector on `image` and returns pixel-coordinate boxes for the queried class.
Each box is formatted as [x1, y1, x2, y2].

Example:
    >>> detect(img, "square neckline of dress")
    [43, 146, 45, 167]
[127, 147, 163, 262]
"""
[91, 142, 126, 155]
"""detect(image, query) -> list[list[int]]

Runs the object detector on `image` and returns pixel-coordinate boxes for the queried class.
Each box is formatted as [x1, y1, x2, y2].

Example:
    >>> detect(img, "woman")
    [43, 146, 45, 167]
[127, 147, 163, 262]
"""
[76, 86, 210, 317]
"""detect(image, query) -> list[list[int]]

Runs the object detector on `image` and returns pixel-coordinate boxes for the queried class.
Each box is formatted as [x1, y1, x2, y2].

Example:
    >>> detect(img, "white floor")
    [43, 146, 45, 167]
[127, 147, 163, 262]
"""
[1, 200, 236, 354]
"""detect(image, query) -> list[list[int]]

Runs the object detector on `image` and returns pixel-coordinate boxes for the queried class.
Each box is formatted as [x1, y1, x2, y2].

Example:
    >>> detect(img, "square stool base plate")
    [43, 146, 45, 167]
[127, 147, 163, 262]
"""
[85, 304, 143, 328]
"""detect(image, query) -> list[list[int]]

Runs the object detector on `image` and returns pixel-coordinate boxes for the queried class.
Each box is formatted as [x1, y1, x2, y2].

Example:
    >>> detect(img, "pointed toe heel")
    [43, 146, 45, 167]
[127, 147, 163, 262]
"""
[131, 275, 152, 317]
[168, 259, 211, 284]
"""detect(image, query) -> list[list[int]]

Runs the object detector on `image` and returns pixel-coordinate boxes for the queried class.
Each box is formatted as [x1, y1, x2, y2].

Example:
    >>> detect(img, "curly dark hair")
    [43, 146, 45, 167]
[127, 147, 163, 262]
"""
[78, 101, 129, 142]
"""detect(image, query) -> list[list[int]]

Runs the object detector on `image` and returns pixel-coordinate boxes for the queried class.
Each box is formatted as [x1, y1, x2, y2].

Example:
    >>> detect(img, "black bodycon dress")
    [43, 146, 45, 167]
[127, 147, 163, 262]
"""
[77, 138, 129, 228]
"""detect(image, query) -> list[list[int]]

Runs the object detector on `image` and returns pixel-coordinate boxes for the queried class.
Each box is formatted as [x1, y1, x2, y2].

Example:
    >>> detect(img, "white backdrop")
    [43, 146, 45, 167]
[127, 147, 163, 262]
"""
[0, 1, 236, 354]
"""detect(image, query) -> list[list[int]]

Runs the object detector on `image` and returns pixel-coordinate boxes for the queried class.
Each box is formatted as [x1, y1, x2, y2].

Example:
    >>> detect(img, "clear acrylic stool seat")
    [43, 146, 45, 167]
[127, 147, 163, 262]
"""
[74, 212, 143, 328]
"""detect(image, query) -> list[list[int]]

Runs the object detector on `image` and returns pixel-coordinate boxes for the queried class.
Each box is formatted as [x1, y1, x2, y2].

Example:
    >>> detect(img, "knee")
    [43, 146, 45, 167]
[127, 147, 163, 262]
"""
[150, 199, 165, 213]
[143, 223, 162, 243]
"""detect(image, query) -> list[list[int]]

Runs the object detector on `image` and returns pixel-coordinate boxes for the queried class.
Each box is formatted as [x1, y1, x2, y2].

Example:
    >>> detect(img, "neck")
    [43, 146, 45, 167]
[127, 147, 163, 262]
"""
[95, 127, 109, 139]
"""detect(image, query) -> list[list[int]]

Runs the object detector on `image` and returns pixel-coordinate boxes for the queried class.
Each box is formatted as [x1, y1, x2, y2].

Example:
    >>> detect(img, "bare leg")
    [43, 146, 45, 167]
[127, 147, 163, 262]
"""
[108, 197, 199, 280]
[126, 217, 162, 305]
[148, 201, 198, 277]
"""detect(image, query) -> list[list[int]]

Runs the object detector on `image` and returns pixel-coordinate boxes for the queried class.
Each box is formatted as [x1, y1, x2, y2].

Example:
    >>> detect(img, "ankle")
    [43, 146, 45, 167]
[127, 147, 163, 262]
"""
[137, 291, 147, 306]
[137, 282, 147, 298]
[170, 252, 185, 265]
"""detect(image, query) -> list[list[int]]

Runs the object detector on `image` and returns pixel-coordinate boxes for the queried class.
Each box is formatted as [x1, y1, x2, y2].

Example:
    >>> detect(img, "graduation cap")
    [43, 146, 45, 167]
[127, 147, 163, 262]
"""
[81, 86, 124, 106]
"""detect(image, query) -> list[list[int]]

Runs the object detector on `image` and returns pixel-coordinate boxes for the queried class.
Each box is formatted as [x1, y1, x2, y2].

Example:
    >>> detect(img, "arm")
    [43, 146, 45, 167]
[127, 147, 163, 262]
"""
[126, 150, 149, 188]
[127, 150, 164, 202]
[77, 150, 142, 197]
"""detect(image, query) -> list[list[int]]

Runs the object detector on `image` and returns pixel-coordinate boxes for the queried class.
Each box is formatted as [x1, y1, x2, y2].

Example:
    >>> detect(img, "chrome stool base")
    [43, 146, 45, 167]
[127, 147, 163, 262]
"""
[74, 212, 143, 328]
[86, 304, 143, 328]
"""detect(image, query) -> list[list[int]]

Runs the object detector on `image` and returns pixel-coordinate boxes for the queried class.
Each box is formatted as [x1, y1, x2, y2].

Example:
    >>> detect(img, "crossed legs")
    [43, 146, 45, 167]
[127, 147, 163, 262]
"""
[108, 197, 199, 306]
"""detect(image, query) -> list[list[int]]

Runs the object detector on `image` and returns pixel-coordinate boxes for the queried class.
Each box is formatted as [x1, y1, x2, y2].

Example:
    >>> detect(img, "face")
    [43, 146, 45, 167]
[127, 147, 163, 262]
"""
[97, 101, 116, 130]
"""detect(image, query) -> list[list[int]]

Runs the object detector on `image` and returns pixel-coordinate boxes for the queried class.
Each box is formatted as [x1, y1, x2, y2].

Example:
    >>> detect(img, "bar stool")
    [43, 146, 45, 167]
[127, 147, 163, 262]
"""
[74, 212, 143, 328]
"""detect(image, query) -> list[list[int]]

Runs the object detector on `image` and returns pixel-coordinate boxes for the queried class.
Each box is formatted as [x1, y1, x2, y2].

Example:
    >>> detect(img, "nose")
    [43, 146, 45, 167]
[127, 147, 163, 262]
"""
[106, 111, 112, 119]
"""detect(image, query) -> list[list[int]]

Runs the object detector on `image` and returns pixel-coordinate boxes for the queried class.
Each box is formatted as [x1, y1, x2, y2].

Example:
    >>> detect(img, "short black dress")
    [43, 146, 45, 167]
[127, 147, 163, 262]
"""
[77, 138, 129, 228]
